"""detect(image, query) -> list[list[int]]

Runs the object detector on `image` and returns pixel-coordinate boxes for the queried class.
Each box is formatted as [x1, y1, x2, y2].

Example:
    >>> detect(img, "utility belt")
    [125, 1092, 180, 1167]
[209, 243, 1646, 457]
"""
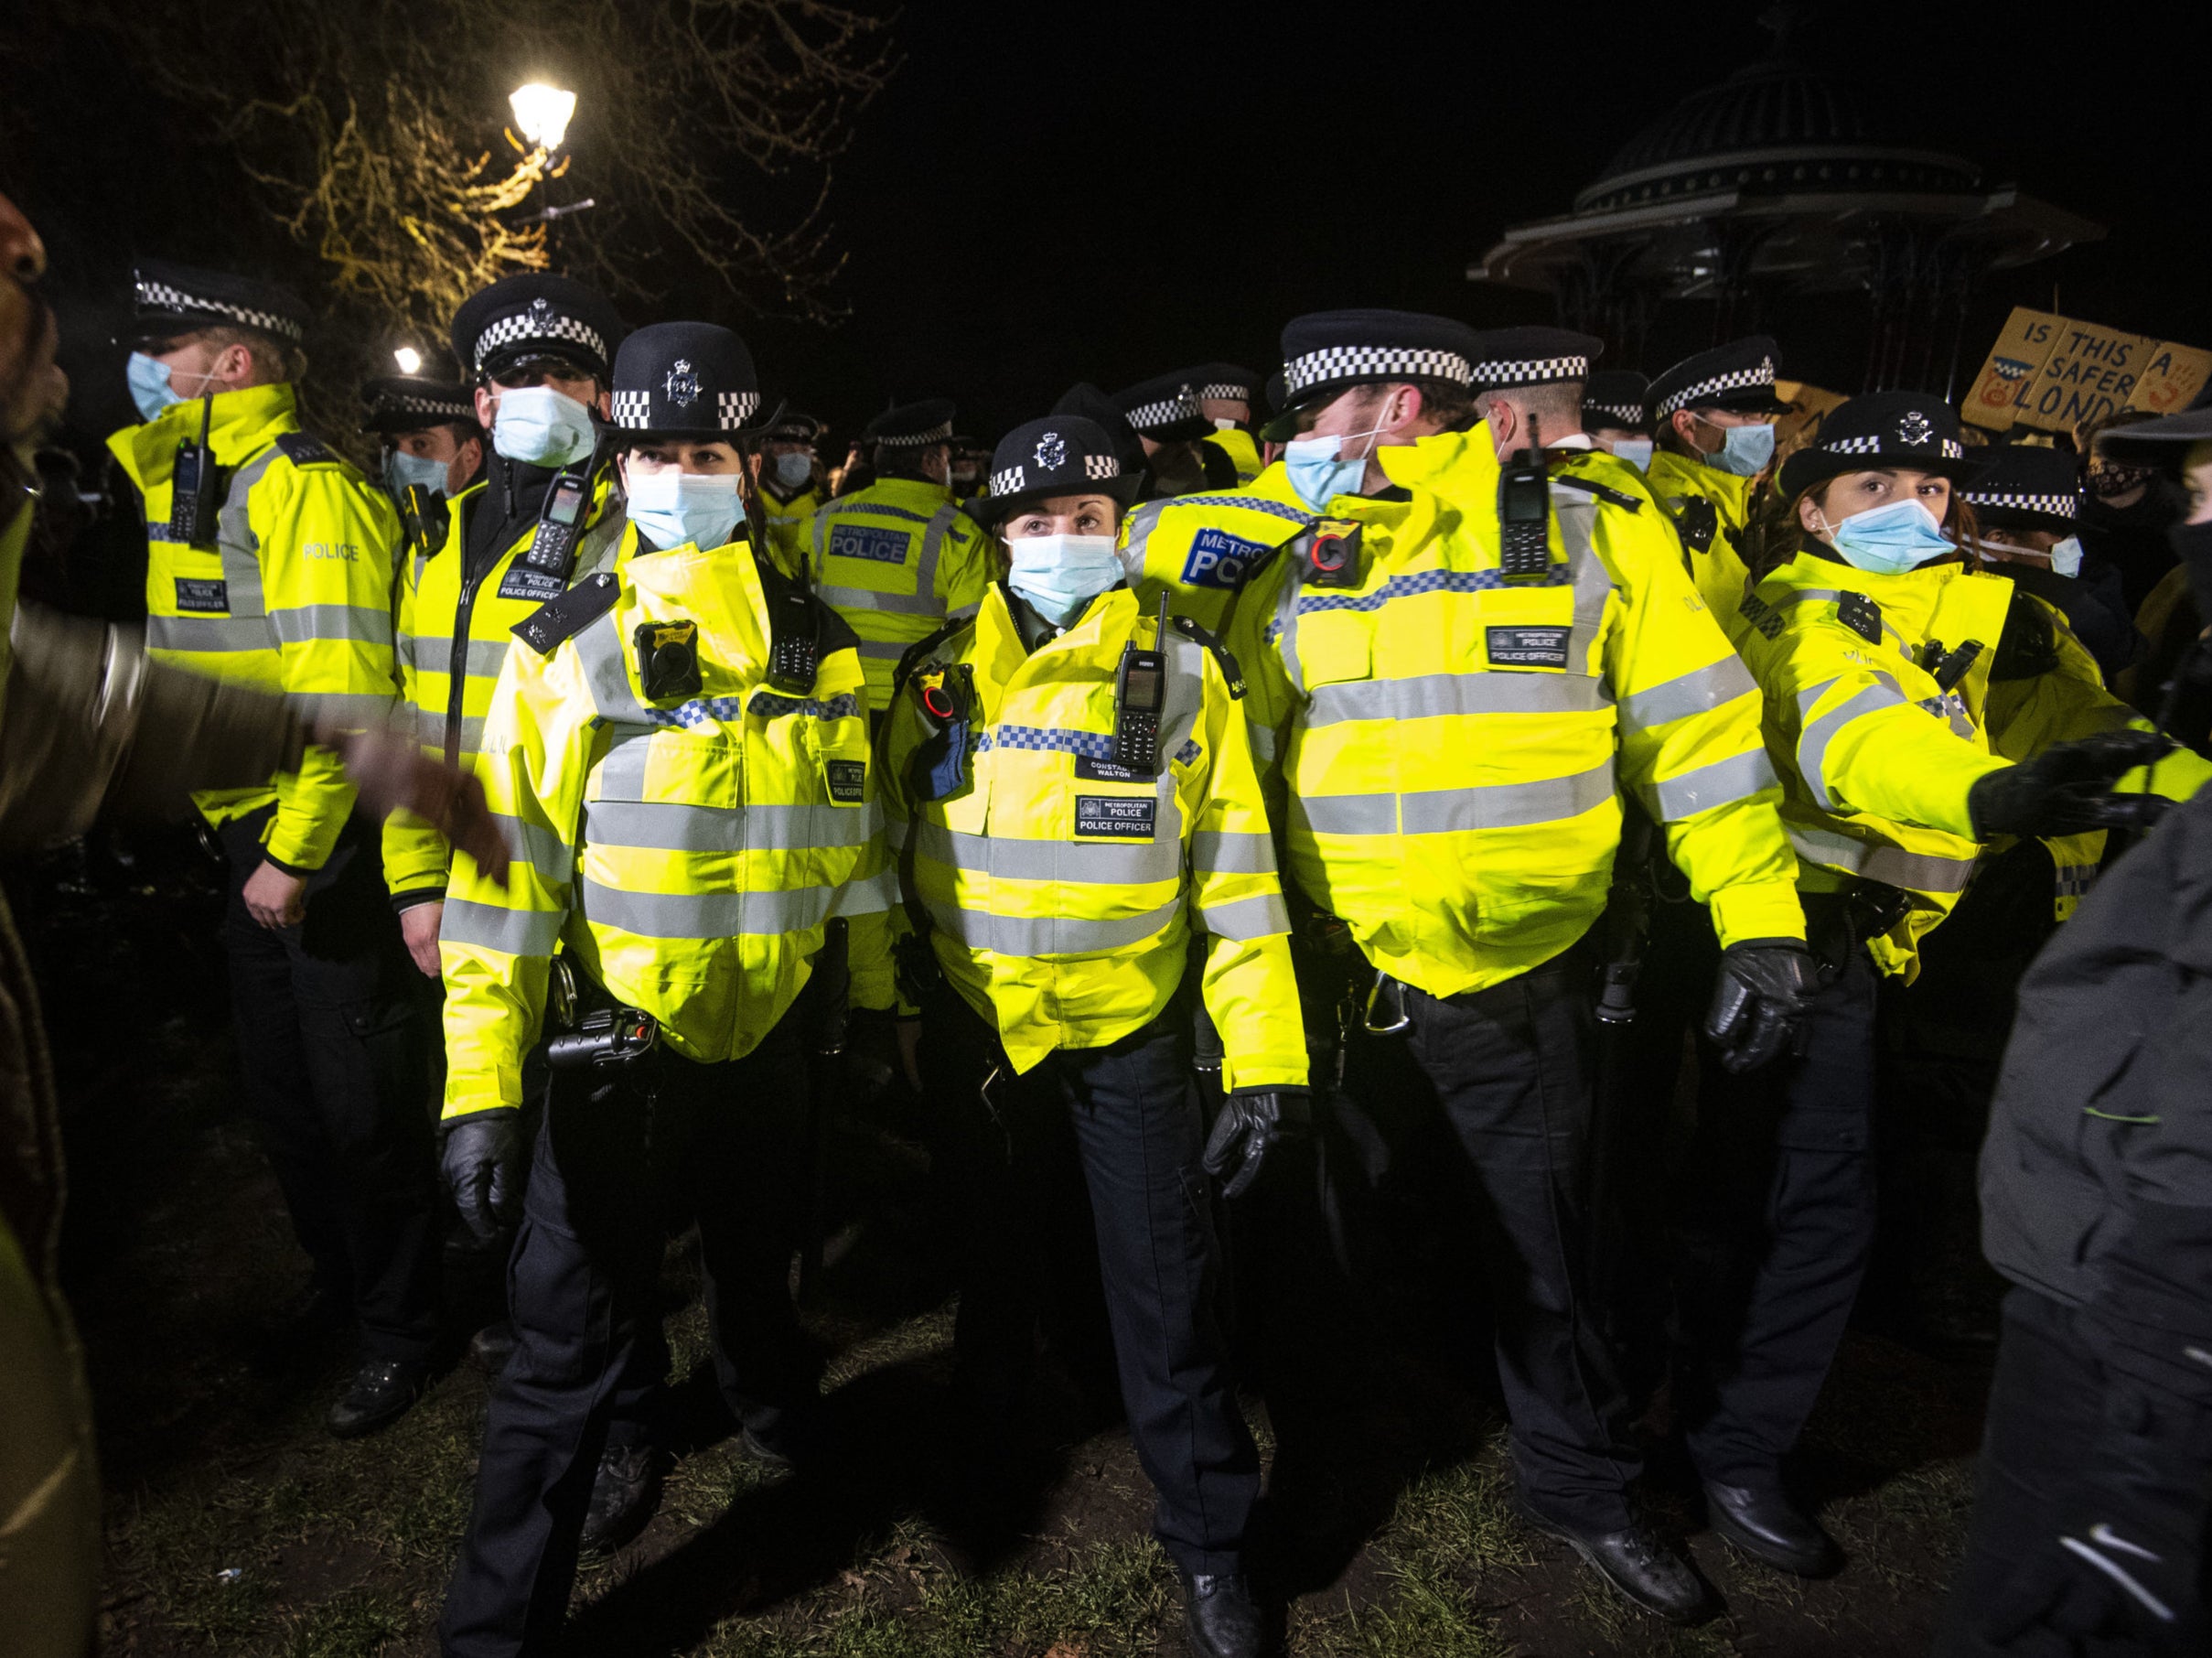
[1800, 881, 1910, 978]
[543, 956, 660, 1071]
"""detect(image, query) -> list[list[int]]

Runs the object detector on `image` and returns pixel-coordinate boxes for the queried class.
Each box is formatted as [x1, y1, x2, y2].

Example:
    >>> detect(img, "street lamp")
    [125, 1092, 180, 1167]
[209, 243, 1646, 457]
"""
[392, 346, 424, 376]
[509, 82, 575, 153]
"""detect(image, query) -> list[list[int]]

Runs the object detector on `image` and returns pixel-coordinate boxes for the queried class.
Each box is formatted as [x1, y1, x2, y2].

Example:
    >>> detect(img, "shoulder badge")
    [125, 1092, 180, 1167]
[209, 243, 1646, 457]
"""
[273, 431, 338, 468]
[512, 570, 620, 657]
[1171, 614, 1246, 699]
[1671, 496, 1718, 554]
[1835, 590, 1884, 645]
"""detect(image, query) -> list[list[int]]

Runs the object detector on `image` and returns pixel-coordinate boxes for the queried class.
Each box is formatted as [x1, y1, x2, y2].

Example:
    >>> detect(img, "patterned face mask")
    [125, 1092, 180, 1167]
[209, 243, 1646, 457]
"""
[2086, 461, 2153, 500]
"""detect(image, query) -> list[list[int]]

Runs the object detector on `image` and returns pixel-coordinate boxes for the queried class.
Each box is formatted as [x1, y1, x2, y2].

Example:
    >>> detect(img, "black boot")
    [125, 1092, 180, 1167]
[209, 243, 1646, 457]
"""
[1181, 1570, 1264, 1658]
[1515, 1498, 1709, 1623]
[580, 1445, 663, 1556]
[326, 1358, 427, 1439]
[1702, 1481, 1842, 1577]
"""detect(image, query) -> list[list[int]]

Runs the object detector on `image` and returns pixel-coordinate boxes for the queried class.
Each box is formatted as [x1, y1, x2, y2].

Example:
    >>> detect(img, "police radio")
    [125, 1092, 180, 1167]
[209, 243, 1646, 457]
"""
[518, 466, 590, 578]
[1498, 412, 1552, 579]
[1112, 591, 1171, 774]
[168, 398, 225, 549]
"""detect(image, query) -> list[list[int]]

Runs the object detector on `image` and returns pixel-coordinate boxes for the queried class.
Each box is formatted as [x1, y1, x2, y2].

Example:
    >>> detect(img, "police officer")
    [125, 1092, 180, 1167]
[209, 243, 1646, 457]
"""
[1114, 371, 1242, 494]
[1645, 336, 1791, 615]
[1581, 370, 1653, 470]
[111, 260, 440, 1437]
[1703, 393, 2200, 1578]
[871, 414, 1301, 1658]
[756, 407, 825, 579]
[435, 322, 894, 1656]
[384, 275, 628, 979]
[1223, 309, 1820, 1621]
[1963, 443, 2141, 684]
[1188, 362, 1266, 485]
[807, 398, 996, 717]
[363, 374, 485, 505]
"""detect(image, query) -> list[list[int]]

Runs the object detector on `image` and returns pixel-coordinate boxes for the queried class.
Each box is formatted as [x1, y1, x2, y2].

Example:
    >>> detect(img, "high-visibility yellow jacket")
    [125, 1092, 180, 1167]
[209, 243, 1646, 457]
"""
[439, 526, 896, 1121]
[871, 584, 1306, 1089]
[809, 478, 997, 712]
[758, 480, 821, 582]
[1202, 427, 1264, 487]
[1644, 448, 1757, 620]
[1732, 550, 2210, 977]
[1117, 461, 1318, 633]
[1224, 430, 1804, 1003]
[110, 382, 398, 871]
[383, 470, 625, 903]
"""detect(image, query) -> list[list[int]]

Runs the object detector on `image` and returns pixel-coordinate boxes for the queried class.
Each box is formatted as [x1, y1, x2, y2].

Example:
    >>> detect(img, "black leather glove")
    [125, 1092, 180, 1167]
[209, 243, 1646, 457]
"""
[1967, 729, 2174, 839]
[442, 1110, 527, 1244]
[1202, 1087, 1311, 1200]
[1702, 940, 1820, 1075]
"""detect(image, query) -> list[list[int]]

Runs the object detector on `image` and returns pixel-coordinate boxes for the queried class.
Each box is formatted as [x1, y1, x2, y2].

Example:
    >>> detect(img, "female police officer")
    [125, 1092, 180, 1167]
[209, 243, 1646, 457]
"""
[865, 415, 1304, 1658]
[435, 322, 894, 1657]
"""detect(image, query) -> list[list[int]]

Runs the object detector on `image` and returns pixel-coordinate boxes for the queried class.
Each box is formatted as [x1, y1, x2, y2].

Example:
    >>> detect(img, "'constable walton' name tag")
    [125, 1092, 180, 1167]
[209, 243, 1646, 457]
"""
[1074, 754, 1146, 783]
[1486, 626, 1570, 670]
[1075, 795, 1156, 839]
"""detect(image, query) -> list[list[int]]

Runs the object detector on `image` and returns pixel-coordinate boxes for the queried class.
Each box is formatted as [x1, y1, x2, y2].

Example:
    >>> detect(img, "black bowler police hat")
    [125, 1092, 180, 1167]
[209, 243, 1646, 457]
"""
[1648, 336, 1792, 423]
[1960, 445, 2084, 534]
[1583, 371, 1652, 433]
[127, 258, 309, 347]
[1114, 371, 1214, 444]
[862, 398, 957, 450]
[608, 321, 768, 437]
[1264, 308, 1480, 439]
[969, 415, 1143, 528]
[361, 375, 479, 436]
[450, 273, 624, 382]
[1051, 382, 1147, 474]
[1777, 392, 1985, 500]
[1465, 326, 1603, 393]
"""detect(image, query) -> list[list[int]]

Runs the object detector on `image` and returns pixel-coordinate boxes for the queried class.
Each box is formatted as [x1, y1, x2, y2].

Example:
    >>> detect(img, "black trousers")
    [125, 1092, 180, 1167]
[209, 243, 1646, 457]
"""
[1938, 1287, 2212, 1656]
[1395, 951, 1641, 1534]
[438, 1017, 815, 1658]
[1675, 942, 1877, 1488]
[218, 808, 436, 1362]
[939, 997, 1259, 1578]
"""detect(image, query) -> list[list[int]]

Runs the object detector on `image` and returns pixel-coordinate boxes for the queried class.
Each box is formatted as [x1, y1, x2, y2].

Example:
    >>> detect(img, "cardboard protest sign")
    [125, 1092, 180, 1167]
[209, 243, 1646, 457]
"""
[2130, 340, 2212, 417]
[1964, 308, 2210, 434]
[1961, 309, 2062, 433]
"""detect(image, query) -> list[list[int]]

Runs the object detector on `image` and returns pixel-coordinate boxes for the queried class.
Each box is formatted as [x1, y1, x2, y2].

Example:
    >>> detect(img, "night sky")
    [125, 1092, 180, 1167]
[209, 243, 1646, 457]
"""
[14, 0, 2211, 454]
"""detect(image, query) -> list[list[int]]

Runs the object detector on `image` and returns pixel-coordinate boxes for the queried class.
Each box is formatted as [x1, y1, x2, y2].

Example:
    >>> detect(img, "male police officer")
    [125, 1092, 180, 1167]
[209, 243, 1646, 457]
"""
[756, 407, 826, 579]
[1225, 309, 1817, 1622]
[384, 275, 628, 979]
[1114, 371, 1242, 494]
[808, 398, 996, 717]
[1644, 337, 1791, 616]
[1188, 362, 1266, 485]
[364, 375, 485, 506]
[112, 260, 441, 1437]
[436, 322, 894, 1656]
[1582, 370, 1654, 471]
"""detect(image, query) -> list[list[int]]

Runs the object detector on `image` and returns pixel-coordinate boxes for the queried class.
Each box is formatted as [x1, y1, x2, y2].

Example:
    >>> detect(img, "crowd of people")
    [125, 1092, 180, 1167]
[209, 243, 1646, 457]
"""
[3, 178, 2211, 1658]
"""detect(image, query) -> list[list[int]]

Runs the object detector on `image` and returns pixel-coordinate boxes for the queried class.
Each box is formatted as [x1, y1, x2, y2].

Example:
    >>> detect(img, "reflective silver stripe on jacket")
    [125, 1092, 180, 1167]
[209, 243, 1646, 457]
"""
[1787, 824, 1978, 894]
[1639, 746, 1777, 822]
[286, 690, 396, 733]
[267, 603, 394, 649]
[214, 446, 285, 616]
[145, 615, 275, 653]
[1188, 830, 1277, 875]
[441, 899, 565, 955]
[410, 636, 512, 679]
[489, 812, 576, 881]
[915, 822, 1182, 887]
[1193, 890, 1290, 941]
[419, 710, 487, 754]
[1616, 654, 1757, 734]
[1304, 670, 1610, 727]
[578, 878, 841, 939]
[925, 894, 1183, 957]
[582, 798, 876, 856]
[1795, 677, 1913, 812]
[1294, 760, 1616, 836]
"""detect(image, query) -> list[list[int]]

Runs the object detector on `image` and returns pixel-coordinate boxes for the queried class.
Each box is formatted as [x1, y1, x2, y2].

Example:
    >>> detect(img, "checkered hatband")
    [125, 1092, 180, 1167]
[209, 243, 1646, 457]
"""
[988, 452, 1124, 497]
[1652, 358, 1777, 418]
[1283, 345, 1474, 397]
[875, 422, 955, 449]
[1124, 390, 1199, 431]
[1198, 382, 1250, 401]
[1818, 431, 1967, 460]
[1964, 489, 2078, 519]
[472, 308, 608, 371]
[1584, 402, 1645, 426]
[379, 390, 475, 423]
[610, 388, 761, 430]
[1470, 354, 1591, 388]
[134, 276, 306, 343]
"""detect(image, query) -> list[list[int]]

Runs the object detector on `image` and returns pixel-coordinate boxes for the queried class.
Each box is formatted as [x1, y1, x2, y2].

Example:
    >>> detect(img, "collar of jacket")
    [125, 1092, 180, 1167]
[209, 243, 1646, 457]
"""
[1770, 545, 2013, 656]
[610, 518, 775, 675]
[466, 454, 614, 571]
[848, 474, 954, 512]
[111, 381, 297, 489]
[975, 582, 1140, 684]
[614, 517, 756, 567]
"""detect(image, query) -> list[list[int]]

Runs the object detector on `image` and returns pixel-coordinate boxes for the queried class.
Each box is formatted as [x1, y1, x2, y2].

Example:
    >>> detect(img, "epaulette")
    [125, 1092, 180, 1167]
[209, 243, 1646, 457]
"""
[273, 431, 338, 468]
[512, 570, 620, 656]
[1991, 587, 2061, 682]
[893, 614, 974, 696]
[1170, 614, 1245, 699]
[1737, 589, 1785, 641]
[1552, 474, 1642, 511]
[1835, 590, 1884, 645]
[1671, 496, 1718, 554]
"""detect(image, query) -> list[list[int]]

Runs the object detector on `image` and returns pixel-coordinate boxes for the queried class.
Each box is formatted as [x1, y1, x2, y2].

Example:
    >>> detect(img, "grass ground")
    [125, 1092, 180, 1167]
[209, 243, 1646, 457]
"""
[26, 837, 1991, 1657]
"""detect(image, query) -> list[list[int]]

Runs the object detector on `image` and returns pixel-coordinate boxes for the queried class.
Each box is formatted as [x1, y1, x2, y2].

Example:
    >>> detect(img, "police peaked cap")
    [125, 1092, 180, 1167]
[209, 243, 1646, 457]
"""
[862, 398, 957, 450]
[450, 273, 624, 382]
[362, 375, 479, 436]
[1777, 392, 1984, 500]
[1266, 309, 1480, 438]
[1113, 371, 1214, 444]
[1960, 444, 2084, 533]
[1184, 362, 1263, 403]
[1648, 336, 1790, 421]
[969, 415, 1142, 528]
[1051, 382, 1147, 473]
[1465, 327, 1603, 393]
[609, 321, 767, 436]
[762, 409, 824, 444]
[1582, 371, 1651, 432]
[128, 258, 309, 347]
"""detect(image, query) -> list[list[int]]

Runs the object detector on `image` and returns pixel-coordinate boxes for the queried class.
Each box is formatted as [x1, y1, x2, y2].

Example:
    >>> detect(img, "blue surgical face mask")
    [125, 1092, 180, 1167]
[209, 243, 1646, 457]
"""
[770, 451, 813, 491]
[386, 448, 449, 499]
[1819, 498, 1957, 575]
[127, 351, 215, 422]
[2049, 535, 2084, 578]
[1610, 437, 1653, 473]
[625, 468, 743, 552]
[1704, 420, 1776, 478]
[491, 385, 597, 468]
[1005, 532, 1124, 625]
[1283, 419, 1391, 511]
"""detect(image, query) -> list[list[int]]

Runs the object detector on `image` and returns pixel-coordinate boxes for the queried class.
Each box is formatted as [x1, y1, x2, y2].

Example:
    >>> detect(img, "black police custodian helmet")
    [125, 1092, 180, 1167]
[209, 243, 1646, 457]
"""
[862, 398, 957, 451]
[361, 375, 478, 436]
[1114, 371, 1214, 445]
[450, 273, 624, 383]
[1960, 445, 2084, 535]
[968, 416, 1142, 528]
[1263, 309, 1480, 440]
[1582, 371, 1651, 433]
[608, 322, 768, 437]
[1776, 392, 1983, 501]
[1648, 335, 1791, 423]
[127, 258, 309, 348]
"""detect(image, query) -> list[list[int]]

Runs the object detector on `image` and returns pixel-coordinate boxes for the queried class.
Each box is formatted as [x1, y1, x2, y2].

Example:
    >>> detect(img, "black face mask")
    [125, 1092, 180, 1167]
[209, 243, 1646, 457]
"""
[2169, 520, 2212, 619]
